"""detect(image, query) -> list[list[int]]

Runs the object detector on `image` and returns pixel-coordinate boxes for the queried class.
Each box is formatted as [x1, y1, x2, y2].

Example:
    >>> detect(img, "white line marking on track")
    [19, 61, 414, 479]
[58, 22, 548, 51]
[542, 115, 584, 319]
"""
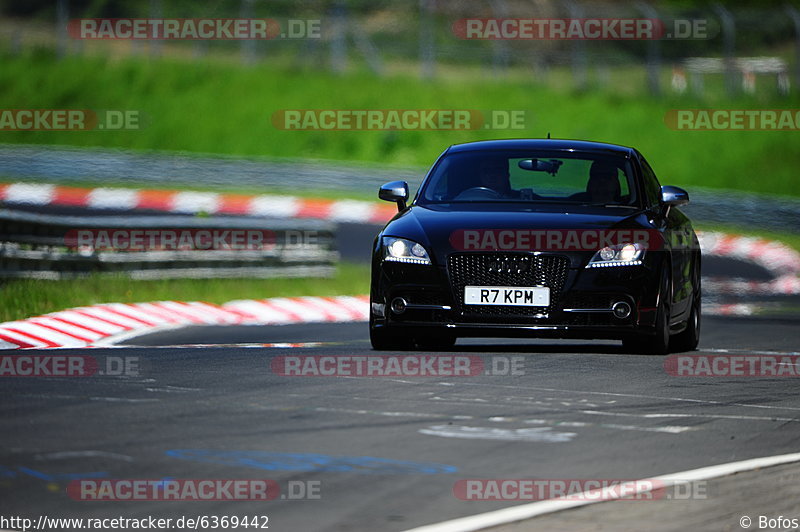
[403, 451, 800, 532]
[704, 348, 800, 356]
[578, 410, 800, 423]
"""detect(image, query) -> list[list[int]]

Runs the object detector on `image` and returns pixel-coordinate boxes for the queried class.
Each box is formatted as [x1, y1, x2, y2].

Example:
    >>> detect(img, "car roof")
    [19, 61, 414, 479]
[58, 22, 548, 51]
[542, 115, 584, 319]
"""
[448, 138, 635, 157]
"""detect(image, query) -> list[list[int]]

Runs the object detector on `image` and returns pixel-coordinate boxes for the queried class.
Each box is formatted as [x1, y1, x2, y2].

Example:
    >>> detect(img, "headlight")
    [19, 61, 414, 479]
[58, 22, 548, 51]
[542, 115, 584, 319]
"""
[382, 237, 432, 265]
[587, 242, 644, 268]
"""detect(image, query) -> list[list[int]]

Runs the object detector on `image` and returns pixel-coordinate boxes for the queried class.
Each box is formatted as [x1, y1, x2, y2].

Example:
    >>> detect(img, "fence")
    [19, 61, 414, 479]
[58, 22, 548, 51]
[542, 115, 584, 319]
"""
[1, 1, 799, 96]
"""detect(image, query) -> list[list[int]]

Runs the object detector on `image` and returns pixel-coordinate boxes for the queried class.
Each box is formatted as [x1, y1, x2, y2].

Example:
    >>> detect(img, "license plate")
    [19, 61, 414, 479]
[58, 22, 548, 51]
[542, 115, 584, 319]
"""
[464, 286, 550, 307]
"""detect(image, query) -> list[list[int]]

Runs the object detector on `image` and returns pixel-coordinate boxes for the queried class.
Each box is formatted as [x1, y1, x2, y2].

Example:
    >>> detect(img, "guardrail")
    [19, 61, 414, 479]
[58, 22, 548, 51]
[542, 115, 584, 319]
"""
[0, 209, 338, 280]
[2, 146, 799, 232]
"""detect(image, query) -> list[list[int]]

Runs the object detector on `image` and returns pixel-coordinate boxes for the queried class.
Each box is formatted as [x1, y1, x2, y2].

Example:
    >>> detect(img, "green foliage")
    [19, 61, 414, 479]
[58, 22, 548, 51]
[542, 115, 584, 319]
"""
[0, 51, 798, 199]
[0, 262, 370, 322]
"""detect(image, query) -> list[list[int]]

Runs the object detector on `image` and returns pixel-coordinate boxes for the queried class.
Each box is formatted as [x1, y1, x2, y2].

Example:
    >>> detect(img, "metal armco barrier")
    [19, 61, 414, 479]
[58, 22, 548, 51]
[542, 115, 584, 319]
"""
[0, 209, 338, 280]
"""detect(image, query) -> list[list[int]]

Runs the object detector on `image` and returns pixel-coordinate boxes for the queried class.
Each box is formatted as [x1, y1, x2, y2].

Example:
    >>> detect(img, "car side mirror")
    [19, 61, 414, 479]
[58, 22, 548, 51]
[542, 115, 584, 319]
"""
[660, 185, 689, 218]
[661, 185, 689, 207]
[379, 180, 409, 211]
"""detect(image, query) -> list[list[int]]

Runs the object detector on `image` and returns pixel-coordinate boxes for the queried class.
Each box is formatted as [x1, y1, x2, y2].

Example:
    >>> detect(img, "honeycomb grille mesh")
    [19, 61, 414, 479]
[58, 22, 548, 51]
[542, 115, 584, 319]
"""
[447, 253, 569, 321]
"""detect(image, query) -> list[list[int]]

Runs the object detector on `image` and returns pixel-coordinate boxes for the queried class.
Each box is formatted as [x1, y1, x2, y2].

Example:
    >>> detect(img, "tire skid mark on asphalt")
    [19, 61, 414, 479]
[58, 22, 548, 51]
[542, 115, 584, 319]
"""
[247, 401, 699, 434]
[144, 385, 202, 393]
[435, 381, 800, 412]
[294, 387, 800, 436]
[16, 393, 160, 403]
[314, 406, 452, 419]
[261, 391, 699, 435]
[419, 425, 577, 443]
[417, 393, 800, 423]
[33, 450, 134, 463]
[320, 384, 800, 418]
[239, 381, 800, 440]
[415, 399, 697, 434]
[245, 403, 456, 420]
[520, 418, 693, 434]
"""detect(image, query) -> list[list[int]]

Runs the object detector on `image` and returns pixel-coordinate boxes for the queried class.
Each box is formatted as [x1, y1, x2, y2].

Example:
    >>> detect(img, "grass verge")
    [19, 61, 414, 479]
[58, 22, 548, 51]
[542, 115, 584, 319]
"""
[0, 51, 799, 198]
[0, 262, 370, 323]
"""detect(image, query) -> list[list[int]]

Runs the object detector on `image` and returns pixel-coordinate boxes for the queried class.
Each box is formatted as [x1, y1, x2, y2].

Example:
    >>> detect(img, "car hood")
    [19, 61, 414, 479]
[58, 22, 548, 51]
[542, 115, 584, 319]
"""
[382, 203, 653, 262]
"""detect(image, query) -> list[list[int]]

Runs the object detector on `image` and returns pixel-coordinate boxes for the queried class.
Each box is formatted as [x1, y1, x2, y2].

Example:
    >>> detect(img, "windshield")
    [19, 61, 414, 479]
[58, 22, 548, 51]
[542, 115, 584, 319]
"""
[417, 150, 638, 207]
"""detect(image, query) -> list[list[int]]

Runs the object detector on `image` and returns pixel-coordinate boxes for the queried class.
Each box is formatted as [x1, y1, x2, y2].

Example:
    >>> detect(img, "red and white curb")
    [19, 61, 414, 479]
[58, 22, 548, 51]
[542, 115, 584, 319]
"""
[697, 231, 800, 296]
[0, 182, 397, 224]
[0, 230, 796, 349]
[0, 296, 369, 350]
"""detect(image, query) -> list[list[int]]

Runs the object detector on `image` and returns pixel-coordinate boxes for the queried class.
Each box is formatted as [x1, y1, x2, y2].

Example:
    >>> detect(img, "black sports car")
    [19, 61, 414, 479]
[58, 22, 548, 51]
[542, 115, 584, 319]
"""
[369, 139, 701, 354]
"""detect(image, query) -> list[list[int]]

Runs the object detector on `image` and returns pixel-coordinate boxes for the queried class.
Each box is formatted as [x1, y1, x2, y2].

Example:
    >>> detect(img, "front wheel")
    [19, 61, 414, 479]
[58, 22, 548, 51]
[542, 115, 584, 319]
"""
[670, 288, 701, 353]
[370, 317, 413, 351]
[414, 332, 456, 350]
[623, 271, 671, 355]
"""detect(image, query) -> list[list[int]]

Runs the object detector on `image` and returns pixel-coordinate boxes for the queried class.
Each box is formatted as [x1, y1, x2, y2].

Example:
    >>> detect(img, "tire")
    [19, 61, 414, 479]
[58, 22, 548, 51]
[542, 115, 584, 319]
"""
[413, 332, 456, 350]
[623, 269, 671, 355]
[670, 283, 701, 353]
[369, 318, 413, 351]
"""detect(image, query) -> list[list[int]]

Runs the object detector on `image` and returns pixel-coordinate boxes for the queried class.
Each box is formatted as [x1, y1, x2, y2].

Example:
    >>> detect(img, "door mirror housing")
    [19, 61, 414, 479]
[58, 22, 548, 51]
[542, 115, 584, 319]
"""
[661, 185, 690, 207]
[379, 181, 409, 211]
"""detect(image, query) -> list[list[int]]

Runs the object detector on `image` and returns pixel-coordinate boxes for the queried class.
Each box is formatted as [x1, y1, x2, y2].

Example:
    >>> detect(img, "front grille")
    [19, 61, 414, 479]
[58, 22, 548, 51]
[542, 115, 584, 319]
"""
[447, 253, 569, 322]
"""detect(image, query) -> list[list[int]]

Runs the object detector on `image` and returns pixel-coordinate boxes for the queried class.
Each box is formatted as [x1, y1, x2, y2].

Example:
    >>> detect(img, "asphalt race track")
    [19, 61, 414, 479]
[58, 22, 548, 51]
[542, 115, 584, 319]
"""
[1, 218, 799, 531]
[1, 311, 799, 531]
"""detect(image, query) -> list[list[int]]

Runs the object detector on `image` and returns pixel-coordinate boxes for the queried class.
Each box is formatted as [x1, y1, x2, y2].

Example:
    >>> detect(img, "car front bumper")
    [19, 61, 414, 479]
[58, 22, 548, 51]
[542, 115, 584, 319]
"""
[370, 252, 665, 340]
